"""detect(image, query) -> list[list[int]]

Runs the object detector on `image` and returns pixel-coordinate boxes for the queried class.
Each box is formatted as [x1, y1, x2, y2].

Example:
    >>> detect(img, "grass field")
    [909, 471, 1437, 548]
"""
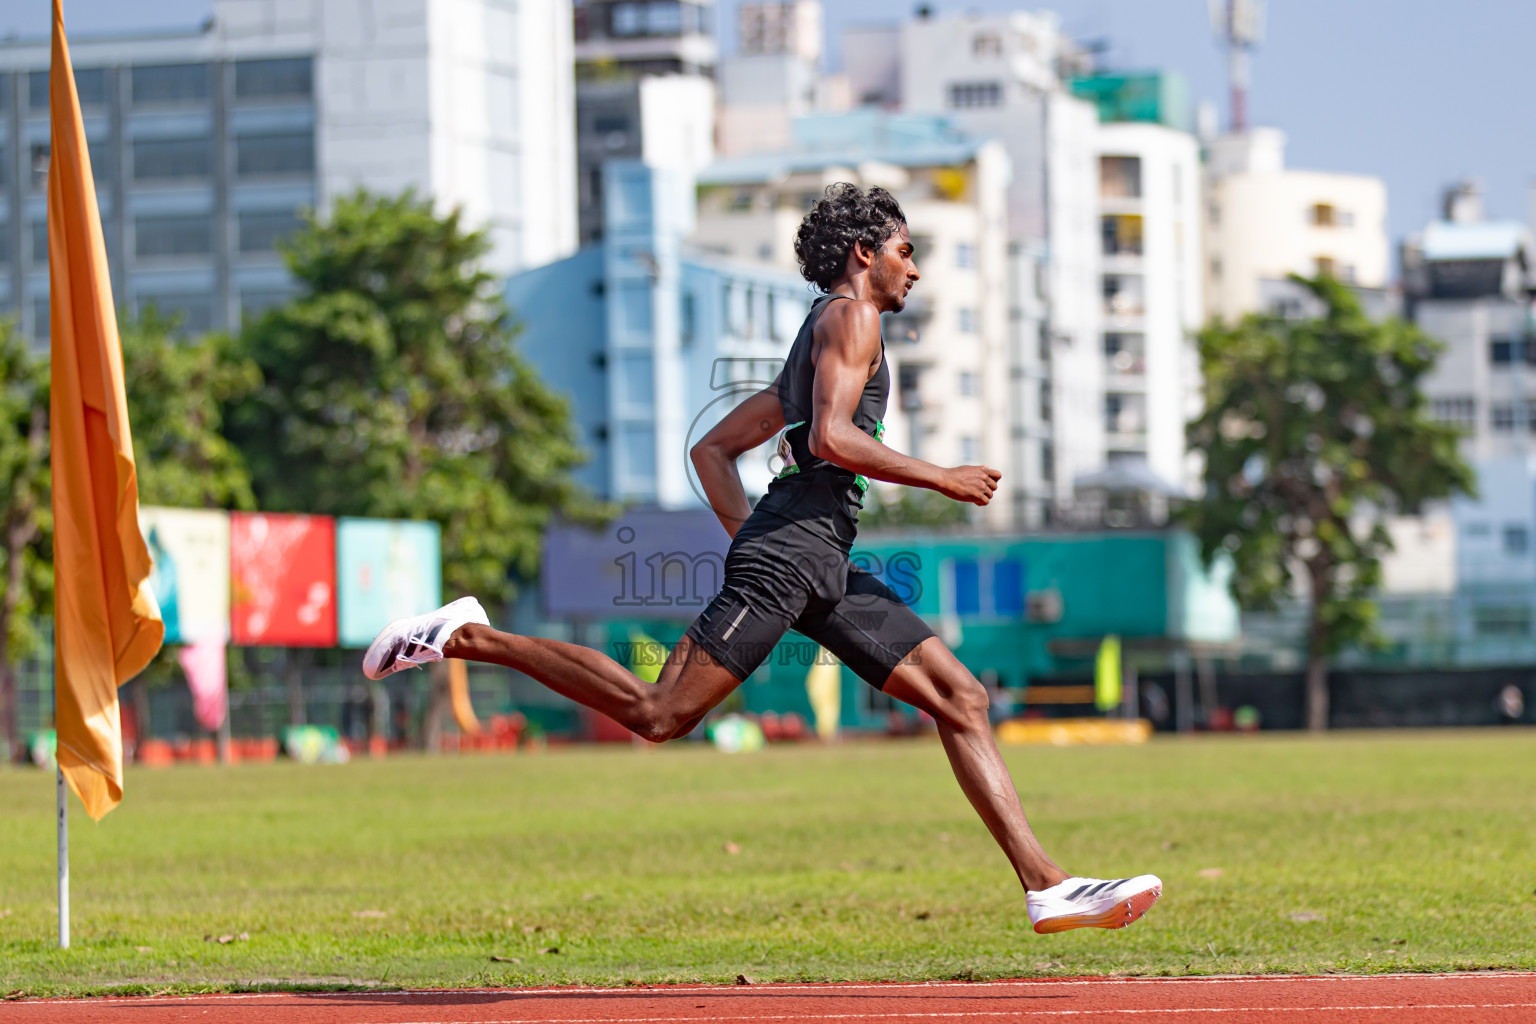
[1, 730, 1534, 997]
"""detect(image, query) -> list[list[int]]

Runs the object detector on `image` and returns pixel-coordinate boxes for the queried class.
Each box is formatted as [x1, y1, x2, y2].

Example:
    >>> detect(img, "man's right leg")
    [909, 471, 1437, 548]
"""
[443, 625, 743, 744]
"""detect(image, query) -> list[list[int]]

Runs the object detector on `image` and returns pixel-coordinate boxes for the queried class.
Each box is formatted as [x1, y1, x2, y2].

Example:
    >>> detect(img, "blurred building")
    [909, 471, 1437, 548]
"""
[1403, 181, 1536, 587]
[0, 0, 576, 346]
[716, 1, 848, 158]
[507, 161, 807, 508]
[1203, 128, 1388, 322]
[692, 111, 1014, 528]
[573, 0, 716, 244]
[885, 10, 1103, 526]
[1072, 72, 1204, 494]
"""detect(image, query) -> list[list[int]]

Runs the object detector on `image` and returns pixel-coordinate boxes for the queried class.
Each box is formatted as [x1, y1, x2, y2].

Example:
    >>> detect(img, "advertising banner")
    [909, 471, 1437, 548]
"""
[336, 518, 442, 648]
[231, 512, 337, 647]
[140, 506, 231, 645]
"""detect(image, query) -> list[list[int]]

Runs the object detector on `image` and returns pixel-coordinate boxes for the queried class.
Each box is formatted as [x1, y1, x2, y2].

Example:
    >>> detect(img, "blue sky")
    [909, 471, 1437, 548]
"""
[12, 0, 1533, 264]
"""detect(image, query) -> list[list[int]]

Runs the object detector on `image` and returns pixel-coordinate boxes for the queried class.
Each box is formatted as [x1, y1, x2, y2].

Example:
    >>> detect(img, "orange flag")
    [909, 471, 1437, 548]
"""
[49, 0, 164, 821]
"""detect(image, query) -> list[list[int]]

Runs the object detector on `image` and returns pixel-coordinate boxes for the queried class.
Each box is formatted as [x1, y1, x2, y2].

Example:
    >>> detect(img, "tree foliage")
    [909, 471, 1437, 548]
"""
[857, 484, 971, 531]
[1184, 276, 1474, 728]
[0, 322, 51, 751]
[228, 190, 606, 605]
[122, 312, 259, 510]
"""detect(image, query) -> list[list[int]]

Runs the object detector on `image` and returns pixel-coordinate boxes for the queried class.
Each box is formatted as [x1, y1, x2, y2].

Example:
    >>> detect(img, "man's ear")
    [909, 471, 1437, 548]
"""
[850, 238, 875, 268]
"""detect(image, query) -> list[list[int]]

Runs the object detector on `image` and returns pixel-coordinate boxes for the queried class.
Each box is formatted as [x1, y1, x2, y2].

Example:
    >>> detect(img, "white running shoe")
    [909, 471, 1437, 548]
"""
[362, 596, 490, 680]
[1026, 874, 1162, 934]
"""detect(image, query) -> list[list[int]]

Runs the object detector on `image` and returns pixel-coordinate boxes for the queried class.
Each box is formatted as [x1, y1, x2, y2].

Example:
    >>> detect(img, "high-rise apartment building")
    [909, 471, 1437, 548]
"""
[1073, 74, 1203, 490]
[0, 0, 577, 346]
[848, 11, 1104, 525]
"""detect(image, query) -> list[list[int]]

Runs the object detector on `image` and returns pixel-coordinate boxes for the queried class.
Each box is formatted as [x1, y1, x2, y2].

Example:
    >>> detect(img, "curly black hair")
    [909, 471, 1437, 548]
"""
[793, 183, 907, 292]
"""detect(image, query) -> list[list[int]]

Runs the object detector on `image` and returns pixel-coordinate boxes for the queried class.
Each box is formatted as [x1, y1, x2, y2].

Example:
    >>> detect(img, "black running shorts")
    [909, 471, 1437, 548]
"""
[684, 495, 935, 689]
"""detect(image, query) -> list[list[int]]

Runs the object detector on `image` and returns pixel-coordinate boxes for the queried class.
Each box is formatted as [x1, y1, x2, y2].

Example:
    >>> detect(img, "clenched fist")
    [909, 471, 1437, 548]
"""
[939, 465, 1001, 506]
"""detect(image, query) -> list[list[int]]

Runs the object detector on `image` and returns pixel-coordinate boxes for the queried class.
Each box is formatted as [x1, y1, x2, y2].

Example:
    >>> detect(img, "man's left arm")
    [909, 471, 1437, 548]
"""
[689, 385, 785, 538]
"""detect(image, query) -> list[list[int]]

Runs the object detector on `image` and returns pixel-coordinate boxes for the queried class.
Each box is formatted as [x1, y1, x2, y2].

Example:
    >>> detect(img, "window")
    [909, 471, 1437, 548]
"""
[133, 137, 212, 181]
[958, 371, 978, 396]
[1102, 274, 1144, 316]
[610, 1, 685, 37]
[29, 68, 107, 110]
[1101, 213, 1143, 256]
[1100, 156, 1142, 199]
[898, 364, 923, 411]
[1040, 380, 1052, 423]
[1315, 255, 1337, 278]
[680, 291, 695, 347]
[956, 242, 976, 268]
[959, 436, 978, 463]
[32, 295, 49, 341]
[1463, 522, 1491, 538]
[1504, 525, 1529, 556]
[593, 114, 630, 135]
[131, 64, 210, 105]
[1041, 441, 1054, 481]
[1431, 396, 1476, 428]
[235, 132, 315, 176]
[1339, 210, 1356, 227]
[234, 58, 312, 100]
[950, 557, 1025, 618]
[973, 33, 1002, 56]
[1490, 338, 1531, 366]
[30, 219, 47, 264]
[135, 292, 214, 333]
[238, 209, 304, 253]
[1340, 263, 1357, 283]
[1474, 605, 1531, 637]
[1492, 403, 1516, 432]
[1104, 332, 1145, 374]
[958, 307, 977, 333]
[1310, 203, 1336, 227]
[948, 82, 1002, 108]
[135, 214, 212, 257]
[0, 226, 10, 266]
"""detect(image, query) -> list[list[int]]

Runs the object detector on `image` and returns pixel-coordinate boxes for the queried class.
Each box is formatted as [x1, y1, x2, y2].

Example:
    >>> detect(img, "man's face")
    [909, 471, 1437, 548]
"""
[866, 223, 920, 313]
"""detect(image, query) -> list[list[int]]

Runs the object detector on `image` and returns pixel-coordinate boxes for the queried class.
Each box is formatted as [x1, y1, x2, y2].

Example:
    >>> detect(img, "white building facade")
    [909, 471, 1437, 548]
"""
[0, 0, 577, 344]
[1094, 121, 1203, 490]
[886, 11, 1103, 524]
[1203, 128, 1387, 322]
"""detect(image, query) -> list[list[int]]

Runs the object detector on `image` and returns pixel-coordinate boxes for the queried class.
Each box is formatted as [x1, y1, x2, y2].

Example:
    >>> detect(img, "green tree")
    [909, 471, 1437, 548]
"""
[122, 311, 259, 510]
[0, 323, 50, 756]
[857, 485, 970, 531]
[228, 190, 605, 606]
[1184, 275, 1473, 731]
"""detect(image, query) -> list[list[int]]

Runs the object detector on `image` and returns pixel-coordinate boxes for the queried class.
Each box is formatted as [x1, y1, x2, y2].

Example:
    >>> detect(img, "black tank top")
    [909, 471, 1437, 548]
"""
[750, 294, 888, 539]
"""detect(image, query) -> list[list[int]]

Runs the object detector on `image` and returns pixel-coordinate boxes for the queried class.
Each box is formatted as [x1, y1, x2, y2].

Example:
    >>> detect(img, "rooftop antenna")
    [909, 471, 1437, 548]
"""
[1208, 0, 1264, 132]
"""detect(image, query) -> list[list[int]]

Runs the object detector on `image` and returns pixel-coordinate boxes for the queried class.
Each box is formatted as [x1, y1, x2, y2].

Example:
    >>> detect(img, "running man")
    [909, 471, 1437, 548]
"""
[363, 184, 1161, 934]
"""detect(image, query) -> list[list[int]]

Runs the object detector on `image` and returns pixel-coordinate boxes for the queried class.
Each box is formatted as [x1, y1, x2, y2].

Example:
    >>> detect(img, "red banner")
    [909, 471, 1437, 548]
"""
[230, 513, 337, 647]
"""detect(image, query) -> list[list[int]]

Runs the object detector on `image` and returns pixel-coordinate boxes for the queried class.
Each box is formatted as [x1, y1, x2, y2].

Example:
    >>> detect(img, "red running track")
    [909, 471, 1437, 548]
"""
[7, 973, 1536, 1023]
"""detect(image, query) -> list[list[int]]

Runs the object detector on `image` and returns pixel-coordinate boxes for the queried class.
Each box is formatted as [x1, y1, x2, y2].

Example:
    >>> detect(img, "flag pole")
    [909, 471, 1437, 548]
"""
[57, 764, 69, 948]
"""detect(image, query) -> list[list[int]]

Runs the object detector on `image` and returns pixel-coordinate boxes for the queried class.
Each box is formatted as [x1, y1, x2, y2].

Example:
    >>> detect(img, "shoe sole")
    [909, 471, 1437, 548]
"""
[1033, 882, 1162, 934]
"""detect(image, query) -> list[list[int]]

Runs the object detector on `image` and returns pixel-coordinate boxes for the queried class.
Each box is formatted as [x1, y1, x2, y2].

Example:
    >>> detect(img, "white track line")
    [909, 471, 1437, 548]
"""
[353, 1006, 1536, 1024]
[13, 973, 1536, 1006]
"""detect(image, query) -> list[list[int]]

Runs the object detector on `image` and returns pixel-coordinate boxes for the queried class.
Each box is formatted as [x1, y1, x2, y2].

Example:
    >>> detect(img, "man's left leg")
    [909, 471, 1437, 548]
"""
[802, 569, 1160, 932]
[880, 636, 1070, 893]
